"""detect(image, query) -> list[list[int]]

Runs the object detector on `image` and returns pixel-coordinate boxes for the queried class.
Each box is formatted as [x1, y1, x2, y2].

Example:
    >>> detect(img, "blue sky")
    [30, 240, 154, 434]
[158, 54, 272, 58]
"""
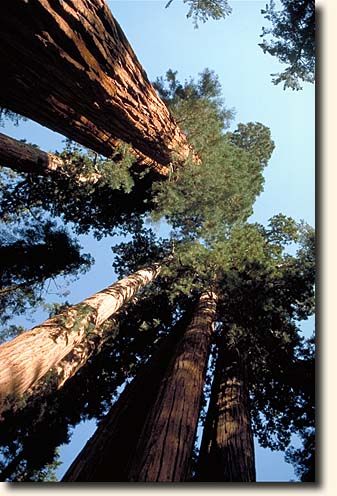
[1, 0, 315, 483]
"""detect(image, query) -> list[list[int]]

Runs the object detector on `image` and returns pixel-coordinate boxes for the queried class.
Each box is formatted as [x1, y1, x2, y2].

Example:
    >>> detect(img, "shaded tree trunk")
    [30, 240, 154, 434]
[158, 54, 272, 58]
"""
[0, 0, 195, 176]
[196, 346, 256, 482]
[0, 263, 162, 413]
[0, 132, 101, 183]
[128, 291, 217, 482]
[62, 310, 192, 482]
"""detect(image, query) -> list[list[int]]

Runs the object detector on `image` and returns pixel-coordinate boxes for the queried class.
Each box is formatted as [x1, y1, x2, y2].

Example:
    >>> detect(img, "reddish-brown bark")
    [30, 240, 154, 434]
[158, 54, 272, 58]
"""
[196, 346, 256, 482]
[0, 132, 101, 183]
[0, 132, 64, 175]
[0, 0, 195, 176]
[128, 292, 218, 482]
[62, 311, 192, 482]
[0, 263, 161, 413]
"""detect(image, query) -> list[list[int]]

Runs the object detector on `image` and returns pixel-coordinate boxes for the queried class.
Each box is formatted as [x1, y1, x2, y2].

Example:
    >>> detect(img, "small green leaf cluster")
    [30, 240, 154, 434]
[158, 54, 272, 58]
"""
[166, 0, 232, 28]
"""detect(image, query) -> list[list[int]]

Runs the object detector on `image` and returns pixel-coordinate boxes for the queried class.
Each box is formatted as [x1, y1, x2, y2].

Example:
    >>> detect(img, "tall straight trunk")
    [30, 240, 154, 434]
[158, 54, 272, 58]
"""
[0, 132, 101, 183]
[196, 346, 256, 482]
[0, 263, 161, 413]
[128, 291, 218, 482]
[0, 0, 195, 175]
[62, 310, 192, 482]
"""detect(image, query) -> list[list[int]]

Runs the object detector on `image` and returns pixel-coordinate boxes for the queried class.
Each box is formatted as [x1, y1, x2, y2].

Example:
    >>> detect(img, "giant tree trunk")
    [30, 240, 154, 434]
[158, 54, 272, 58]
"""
[128, 291, 218, 482]
[0, 0, 194, 176]
[196, 346, 256, 482]
[0, 263, 161, 413]
[62, 310, 192, 482]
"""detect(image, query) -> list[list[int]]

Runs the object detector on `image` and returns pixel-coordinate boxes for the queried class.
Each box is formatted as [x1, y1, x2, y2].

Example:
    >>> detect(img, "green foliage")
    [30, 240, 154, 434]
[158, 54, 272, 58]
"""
[154, 68, 234, 156]
[152, 70, 273, 241]
[0, 219, 93, 326]
[259, 0, 315, 90]
[0, 140, 150, 239]
[166, 0, 232, 28]
[111, 214, 315, 461]
[225, 122, 275, 169]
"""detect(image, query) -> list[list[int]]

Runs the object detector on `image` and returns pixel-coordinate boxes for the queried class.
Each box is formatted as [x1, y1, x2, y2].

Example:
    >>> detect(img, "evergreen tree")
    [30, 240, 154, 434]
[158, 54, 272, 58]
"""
[110, 215, 315, 481]
[0, 218, 92, 326]
[128, 292, 217, 482]
[0, 140, 149, 238]
[259, 0, 315, 90]
[196, 345, 256, 482]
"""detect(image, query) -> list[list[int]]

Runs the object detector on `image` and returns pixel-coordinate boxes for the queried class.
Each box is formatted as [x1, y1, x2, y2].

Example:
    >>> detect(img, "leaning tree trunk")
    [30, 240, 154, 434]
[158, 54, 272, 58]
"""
[0, 132, 101, 183]
[0, 263, 162, 414]
[128, 291, 218, 482]
[0, 0, 195, 176]
[62, 309, 193, 482]
[196, 346, 256, 482]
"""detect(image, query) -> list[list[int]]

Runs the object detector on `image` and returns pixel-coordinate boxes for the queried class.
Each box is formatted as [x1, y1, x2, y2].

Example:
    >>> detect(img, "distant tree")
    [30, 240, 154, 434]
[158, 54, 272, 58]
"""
[165, 0, 232, 28]
[285, 334, 315, 481]
[259, 0, 315, 90]
[0, 219, 92, 325]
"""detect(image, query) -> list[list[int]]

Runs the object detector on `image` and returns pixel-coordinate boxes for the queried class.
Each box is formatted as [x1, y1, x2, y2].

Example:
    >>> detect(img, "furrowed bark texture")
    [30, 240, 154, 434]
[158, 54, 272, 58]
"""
[196, 346, 256, 482]
[0, 0, 194, 175]
[128, 292, 218, 482]
[0, 263, 161, 412]
[62, 311, 192, 482]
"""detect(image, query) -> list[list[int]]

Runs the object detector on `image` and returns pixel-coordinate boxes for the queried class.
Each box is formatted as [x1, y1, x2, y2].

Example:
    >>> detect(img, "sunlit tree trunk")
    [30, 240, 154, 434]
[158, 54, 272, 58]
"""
[128, 291, 217, 482]
[0, 132, 101, 183]
[62, 310, 192, 482]
[0, 0, 195, 176]
[0, 263, 162, 413]
[0, 132, 65, 175]
[196, 346, 256, 482]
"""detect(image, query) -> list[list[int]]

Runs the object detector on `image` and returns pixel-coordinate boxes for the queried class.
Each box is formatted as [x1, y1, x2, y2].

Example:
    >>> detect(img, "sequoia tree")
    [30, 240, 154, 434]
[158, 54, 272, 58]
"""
[0, 260, 165, 413]
[127, 291, 217, 482]
[196, 345, 256, 482]
[0, 0, 195, 175]
[62, 307, 193, 482]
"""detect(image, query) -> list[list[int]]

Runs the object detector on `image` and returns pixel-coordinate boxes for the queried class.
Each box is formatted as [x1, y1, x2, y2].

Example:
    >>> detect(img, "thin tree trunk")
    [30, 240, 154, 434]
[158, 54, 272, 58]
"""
[128, 291, 218, 482]
[0, 132, 101, 183]
[0, 0, 195, 175]
[0, 263, 162, 413]
[62, 310, 192, 482]
[196, 346, 256, 482]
